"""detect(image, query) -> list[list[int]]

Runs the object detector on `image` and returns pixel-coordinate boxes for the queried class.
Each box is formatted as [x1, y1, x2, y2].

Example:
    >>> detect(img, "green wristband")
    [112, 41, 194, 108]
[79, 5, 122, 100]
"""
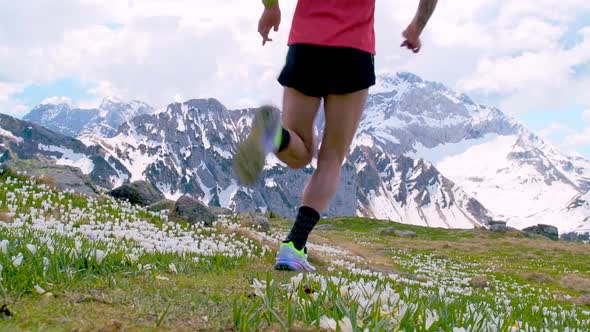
[262, 0, 278, 8]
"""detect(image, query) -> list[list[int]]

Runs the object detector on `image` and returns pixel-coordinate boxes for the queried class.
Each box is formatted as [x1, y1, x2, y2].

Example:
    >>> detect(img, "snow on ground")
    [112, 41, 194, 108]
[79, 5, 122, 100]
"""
[38, 144, 95, 174]
[264, 177, 277, 188]
[0, 127, 24, 143]
[264, 153, 286, 170]
[218, 180, 239, 208]
[212, 146, 231, 159]
[408, 134, 502, 164]
[195, 174, 212, 204]
[351, 132, 375, 149]
[369, 189, 479, 229]
[159, 183, 183, 201]
[176, 118, 186, 132]
[100, 130, 162, 182]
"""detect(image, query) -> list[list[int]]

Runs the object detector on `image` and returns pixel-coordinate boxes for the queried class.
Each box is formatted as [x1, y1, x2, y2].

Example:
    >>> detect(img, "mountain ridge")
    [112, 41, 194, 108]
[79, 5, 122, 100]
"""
[11, 72, 590, 233]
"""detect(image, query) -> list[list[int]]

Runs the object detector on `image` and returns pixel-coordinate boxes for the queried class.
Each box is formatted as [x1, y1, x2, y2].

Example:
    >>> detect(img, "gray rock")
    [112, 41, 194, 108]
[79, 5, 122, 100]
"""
[376, 249, 393, 255]
[110, 180, 164, 206]
[560, 231, 590, 242]
[315, 224, 336, 231]
[488, 220, 507, 226]
[253, 216, 270, 231]
[490, 224, 511, 232]
[394, 230, 417, 237]
[380, 227, 397, 235]
[174, 195, 216, 226]
[1, 160, 98, 195]
[208, 206, 233, 216]
[380, 227, 416, 238]
[523, 224, 559, 241]
[147, 199, 175, 213]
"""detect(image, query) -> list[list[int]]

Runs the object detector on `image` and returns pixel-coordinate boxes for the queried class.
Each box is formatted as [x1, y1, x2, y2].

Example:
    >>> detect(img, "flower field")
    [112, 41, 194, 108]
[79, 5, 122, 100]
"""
[0, 170, 589, 331]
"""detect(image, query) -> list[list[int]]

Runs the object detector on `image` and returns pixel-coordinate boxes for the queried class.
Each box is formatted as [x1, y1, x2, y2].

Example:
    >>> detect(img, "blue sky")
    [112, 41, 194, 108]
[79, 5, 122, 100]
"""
[14, 78, 93, 107]
[1, 1, 590, 157]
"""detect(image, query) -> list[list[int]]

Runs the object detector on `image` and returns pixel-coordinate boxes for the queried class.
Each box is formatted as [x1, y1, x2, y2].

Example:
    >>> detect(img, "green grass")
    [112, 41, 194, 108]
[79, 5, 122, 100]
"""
[1, 170, 590, 331]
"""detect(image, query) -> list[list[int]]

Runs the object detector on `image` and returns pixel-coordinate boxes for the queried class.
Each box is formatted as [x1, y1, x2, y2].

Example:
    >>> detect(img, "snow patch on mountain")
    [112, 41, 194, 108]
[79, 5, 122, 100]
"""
[418, 133, 587, 232]
[38, 144, 95, 173]
[0, 127, 23, 144]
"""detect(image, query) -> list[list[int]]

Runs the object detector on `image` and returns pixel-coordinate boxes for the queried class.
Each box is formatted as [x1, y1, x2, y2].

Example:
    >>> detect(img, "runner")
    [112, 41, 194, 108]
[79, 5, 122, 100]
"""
[233, 0, 438, 271]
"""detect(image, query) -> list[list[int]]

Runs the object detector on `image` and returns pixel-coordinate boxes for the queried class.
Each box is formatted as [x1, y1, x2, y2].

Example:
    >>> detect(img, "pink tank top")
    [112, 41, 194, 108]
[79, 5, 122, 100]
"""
[288, 0, 376, 54]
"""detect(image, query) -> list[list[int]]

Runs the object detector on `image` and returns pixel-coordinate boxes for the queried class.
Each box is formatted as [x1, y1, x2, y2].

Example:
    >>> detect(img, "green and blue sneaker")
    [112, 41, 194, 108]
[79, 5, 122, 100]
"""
[274, 241, 316, 272]
[233, 105, 282, 186]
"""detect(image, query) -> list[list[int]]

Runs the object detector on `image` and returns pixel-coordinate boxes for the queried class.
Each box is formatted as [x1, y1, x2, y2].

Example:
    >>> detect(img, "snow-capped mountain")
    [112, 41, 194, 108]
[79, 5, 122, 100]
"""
[427, 131, 590, 232]
[84, 99, 358, 219]
[0, 113, 130, 189]
[13, 72, 590, 232]
[351, 147, 494, 228]
[79, 95, 493, 226]
[24, 97, 154, 138]
[360, 73, 590, 232]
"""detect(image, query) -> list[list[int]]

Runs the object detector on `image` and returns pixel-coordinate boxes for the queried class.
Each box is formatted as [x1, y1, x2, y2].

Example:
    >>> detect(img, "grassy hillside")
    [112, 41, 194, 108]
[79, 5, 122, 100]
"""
[0, 170, 589, 331]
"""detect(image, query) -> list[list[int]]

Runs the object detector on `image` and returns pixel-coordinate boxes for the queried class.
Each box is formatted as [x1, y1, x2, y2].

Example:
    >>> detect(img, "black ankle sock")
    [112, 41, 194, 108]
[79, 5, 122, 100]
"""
[285, 206, 320, 250]
[277, 128, 290, 152]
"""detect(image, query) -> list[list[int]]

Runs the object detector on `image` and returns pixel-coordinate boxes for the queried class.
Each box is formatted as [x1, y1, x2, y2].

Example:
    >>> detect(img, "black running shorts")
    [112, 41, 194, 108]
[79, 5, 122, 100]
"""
[277, 44, 376, 98]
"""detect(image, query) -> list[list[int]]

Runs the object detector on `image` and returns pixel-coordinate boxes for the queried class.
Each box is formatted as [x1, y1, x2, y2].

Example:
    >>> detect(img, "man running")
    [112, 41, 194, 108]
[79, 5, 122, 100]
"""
[233, 0, 438, 271]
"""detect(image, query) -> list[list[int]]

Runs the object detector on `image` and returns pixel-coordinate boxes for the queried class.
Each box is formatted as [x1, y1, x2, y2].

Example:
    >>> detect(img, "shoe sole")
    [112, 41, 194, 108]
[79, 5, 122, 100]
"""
[274, 260, 306, 271]
[233, 106, 280, 186]
[274, 258, 316, 272]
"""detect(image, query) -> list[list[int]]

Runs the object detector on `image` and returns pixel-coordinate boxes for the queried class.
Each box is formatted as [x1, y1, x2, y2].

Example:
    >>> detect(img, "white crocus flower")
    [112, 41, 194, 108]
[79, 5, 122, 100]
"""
[426, 310, 438, 329]
[43, 257, 50, 271]
[251, 279, 267, 298]
[12, 252, 23, 267]
[95, 249, 107, 264]
[26, 244, 38, 255]
[319, 316, 337, 331]
[169, 263, 178, 274]
[339, 317, 353, 332]
[290, 273, 304, 290]
[34, 284, 46, 294]
[126, 253, 138, 263]
[0, 239, 9, 254]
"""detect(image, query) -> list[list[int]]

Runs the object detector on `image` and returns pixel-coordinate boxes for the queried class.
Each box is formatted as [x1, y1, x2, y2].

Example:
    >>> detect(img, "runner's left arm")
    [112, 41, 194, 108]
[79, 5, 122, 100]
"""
[258, 0, 281, 46]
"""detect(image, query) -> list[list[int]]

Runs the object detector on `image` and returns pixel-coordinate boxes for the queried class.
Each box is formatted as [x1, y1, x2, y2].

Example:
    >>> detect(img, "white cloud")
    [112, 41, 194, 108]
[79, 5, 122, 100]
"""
[566, 128, 590, 148]
[538, 122, 571, 138]
[0, 0, 589, 130]
[0, 83, 28, 117]
[40, 96, 73, 106]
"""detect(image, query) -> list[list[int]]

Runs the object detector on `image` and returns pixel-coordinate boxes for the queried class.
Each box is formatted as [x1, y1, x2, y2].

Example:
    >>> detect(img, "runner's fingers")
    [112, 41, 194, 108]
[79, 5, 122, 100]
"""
[259, 25, 272, 45]
[262, 36, 273, 46]
[401, 39, 420, 53]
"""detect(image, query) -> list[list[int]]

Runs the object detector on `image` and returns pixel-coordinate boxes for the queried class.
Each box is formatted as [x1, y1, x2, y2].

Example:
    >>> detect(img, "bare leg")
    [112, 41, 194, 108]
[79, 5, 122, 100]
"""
[276, 88, 321, 169]
[302, 89, 369, 212]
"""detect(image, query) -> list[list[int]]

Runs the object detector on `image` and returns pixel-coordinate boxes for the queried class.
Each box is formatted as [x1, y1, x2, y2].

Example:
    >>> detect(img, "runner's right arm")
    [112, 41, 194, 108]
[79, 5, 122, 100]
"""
[401, 0, 438, 53]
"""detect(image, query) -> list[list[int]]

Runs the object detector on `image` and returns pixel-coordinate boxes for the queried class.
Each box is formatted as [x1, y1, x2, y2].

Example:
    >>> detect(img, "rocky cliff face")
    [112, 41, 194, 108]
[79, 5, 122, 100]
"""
[24, 97, 154, 138]
[0, 113, 129, 189]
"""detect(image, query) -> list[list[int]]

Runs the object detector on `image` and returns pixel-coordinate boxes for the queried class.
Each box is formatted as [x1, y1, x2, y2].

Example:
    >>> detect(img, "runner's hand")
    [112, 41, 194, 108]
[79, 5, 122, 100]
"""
[258, 4, 281, 46]
[401, 23, 422, 53]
